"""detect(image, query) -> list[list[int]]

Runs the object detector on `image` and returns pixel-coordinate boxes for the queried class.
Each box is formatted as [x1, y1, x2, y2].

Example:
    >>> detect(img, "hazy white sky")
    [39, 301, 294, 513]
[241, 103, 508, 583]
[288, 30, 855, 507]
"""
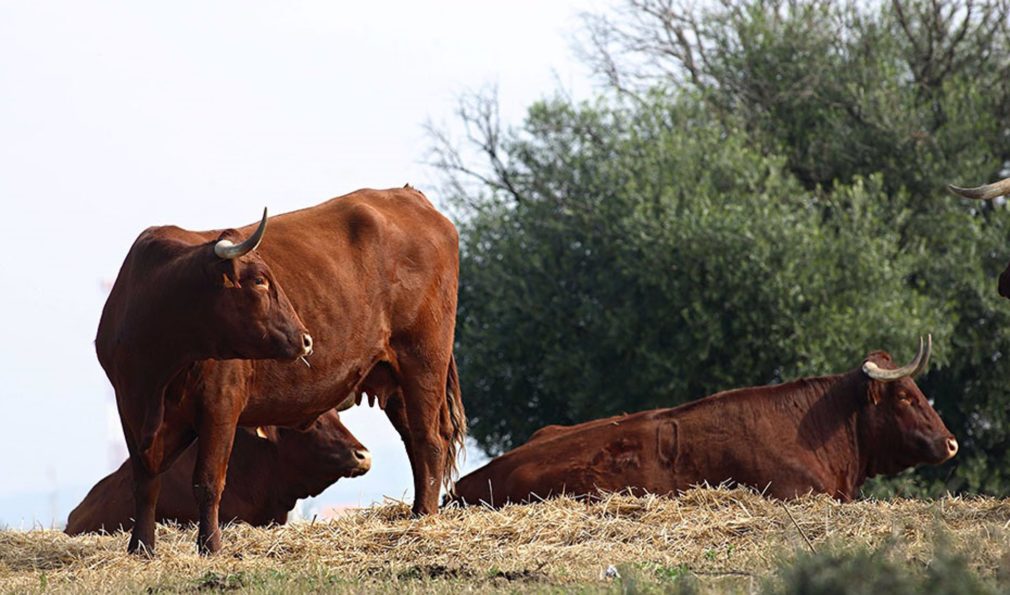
[0, 0, 598, 527]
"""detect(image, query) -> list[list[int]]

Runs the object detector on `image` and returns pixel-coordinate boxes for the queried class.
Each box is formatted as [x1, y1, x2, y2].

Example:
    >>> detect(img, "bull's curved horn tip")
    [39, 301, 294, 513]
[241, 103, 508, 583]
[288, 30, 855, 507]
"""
[947, 177, 1010, 201]
[213, 207, 269, 259]
[863, 335, 928, 382]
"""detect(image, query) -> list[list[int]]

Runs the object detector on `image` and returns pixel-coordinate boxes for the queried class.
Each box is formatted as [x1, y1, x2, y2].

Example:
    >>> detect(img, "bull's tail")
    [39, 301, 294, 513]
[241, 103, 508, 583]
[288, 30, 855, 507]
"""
[443, 353, 467, 492]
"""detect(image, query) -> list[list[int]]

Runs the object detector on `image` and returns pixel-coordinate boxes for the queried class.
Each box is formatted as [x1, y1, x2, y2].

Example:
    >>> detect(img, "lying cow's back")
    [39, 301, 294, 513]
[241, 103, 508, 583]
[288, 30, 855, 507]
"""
[451, 387, 803, 507]
[453, 409, 682, 506]
[67, 428, 278, 534]
[66, 412, 370, 535]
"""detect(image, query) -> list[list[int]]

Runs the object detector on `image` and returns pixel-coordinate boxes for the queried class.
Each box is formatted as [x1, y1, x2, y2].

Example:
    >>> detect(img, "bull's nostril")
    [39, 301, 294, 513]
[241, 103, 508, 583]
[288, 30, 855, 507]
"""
[946, 437, 959, 457]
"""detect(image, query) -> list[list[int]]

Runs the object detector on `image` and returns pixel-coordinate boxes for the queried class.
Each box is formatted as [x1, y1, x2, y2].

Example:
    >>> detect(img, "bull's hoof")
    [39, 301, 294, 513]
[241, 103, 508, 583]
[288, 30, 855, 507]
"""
[198, 535, 222, 556]
[127, 539, 155, 558]
[410, 504, 437, 517]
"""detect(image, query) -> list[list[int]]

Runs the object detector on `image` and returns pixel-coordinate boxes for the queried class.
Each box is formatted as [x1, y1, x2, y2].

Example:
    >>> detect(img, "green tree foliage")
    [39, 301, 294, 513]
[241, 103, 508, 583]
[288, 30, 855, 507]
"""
[433, 0, 1010, 495]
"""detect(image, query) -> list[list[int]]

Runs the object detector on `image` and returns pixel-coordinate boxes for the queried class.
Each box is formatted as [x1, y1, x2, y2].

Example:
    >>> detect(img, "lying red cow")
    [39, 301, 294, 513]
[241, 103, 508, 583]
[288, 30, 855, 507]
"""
[452, 337, 957, 506]
[65, 410, 369, 534]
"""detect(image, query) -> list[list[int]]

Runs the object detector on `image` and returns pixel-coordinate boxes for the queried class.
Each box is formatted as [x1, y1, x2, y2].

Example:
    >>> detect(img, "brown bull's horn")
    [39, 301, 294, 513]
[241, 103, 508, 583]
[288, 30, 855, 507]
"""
[862, 335, 932, 382]
[214, 208, 268, 259]
[947, 176, 1010, 200]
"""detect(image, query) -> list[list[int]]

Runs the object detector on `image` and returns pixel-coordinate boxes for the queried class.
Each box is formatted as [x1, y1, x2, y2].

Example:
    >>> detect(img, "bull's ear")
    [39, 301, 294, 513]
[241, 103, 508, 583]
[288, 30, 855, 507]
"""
[867, 384, 882, 405]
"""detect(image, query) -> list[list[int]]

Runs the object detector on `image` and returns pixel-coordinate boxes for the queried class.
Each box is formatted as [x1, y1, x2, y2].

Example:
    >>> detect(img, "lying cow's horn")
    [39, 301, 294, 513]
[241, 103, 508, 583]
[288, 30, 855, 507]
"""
[214, 208, 268, 260]
[862, 335, 931, 382]
[947, 176, 1010, 200]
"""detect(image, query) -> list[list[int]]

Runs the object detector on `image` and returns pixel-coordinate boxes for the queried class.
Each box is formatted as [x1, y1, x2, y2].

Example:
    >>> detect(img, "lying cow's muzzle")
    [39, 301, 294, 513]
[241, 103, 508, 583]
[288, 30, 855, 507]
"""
[348, 449, 371, 476]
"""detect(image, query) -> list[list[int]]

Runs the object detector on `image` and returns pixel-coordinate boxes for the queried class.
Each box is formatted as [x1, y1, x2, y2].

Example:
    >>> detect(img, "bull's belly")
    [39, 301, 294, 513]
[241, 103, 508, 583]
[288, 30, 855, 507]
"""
[236, 338, 396, 427]
[238, 373, 361, 427]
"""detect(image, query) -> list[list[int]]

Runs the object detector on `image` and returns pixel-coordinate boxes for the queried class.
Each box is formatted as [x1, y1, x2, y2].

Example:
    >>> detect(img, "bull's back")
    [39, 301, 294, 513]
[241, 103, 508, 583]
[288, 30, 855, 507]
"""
[263, 187, 457, 318]
[240, 188, 460, 424]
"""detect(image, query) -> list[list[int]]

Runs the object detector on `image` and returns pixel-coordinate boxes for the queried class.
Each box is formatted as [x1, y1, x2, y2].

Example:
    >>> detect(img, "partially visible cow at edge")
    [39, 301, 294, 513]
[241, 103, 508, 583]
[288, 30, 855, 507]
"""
[97, 186, 464, 555]
[451, 337, 957, 507]
[949, 175, 1010, 296]
[65, 409, 370, 535]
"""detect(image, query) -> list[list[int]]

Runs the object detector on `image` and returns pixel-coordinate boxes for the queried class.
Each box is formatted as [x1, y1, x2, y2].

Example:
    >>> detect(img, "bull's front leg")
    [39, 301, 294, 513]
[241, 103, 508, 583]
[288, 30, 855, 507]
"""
[127, 456, 161, 555]
[193, 411, 239, 555]
[119, 385, 197, 556]
[189, 360, 251, 554]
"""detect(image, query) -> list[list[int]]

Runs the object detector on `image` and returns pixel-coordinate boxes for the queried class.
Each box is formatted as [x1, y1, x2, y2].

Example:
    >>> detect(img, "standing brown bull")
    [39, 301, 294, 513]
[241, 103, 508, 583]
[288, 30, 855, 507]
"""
[98, 187, 465, 554]
[65, 409, 370, 534]
[949, 175, 1010, 296]
[452, 337, 957, 507]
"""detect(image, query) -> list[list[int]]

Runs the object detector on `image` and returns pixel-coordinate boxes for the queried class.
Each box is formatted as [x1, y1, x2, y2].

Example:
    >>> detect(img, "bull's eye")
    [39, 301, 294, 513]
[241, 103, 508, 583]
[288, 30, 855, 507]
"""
[897, 391, 912, 403]
[254, 277, 268, 288]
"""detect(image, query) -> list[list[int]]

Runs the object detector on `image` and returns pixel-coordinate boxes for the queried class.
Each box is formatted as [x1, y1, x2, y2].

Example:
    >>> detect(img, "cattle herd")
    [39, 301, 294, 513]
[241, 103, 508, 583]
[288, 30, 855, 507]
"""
[66, 177, 1010, 555]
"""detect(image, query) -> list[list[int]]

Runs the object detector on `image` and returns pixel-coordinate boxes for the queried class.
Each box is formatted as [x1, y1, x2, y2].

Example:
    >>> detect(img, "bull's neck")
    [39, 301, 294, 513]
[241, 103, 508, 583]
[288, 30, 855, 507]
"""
[826, 372, 872, 499]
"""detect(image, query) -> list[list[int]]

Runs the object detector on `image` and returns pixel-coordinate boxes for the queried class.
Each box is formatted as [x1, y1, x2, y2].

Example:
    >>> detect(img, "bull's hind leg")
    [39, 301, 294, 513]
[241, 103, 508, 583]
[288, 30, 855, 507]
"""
[389, 354, 457, 515]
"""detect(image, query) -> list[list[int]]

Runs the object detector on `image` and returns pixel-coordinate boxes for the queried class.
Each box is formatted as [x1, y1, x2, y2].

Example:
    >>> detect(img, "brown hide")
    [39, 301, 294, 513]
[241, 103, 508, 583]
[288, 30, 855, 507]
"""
[96, 187, 465, 554]
[452, 352, 957, 507]
[65, 410, 369, 534]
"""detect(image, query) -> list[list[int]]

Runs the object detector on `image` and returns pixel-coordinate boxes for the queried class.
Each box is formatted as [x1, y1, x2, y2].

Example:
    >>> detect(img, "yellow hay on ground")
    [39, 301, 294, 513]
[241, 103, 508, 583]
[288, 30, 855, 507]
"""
[2, 487, 1009, 592]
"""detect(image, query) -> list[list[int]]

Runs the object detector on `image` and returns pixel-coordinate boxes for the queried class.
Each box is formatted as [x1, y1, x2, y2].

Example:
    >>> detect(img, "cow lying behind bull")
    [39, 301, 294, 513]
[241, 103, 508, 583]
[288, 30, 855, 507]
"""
[451, 337, 957, 507]
[65, 409, 370, 535]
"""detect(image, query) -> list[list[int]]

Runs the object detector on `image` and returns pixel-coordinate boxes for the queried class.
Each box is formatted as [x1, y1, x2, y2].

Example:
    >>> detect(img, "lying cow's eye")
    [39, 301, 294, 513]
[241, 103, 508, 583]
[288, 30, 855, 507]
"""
[254, 277, 268, 287]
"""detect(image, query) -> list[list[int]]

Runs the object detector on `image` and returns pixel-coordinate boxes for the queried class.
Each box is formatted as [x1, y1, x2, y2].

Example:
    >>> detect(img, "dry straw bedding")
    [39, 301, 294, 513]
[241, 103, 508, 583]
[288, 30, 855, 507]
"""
[2, 487, 1009, 592]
